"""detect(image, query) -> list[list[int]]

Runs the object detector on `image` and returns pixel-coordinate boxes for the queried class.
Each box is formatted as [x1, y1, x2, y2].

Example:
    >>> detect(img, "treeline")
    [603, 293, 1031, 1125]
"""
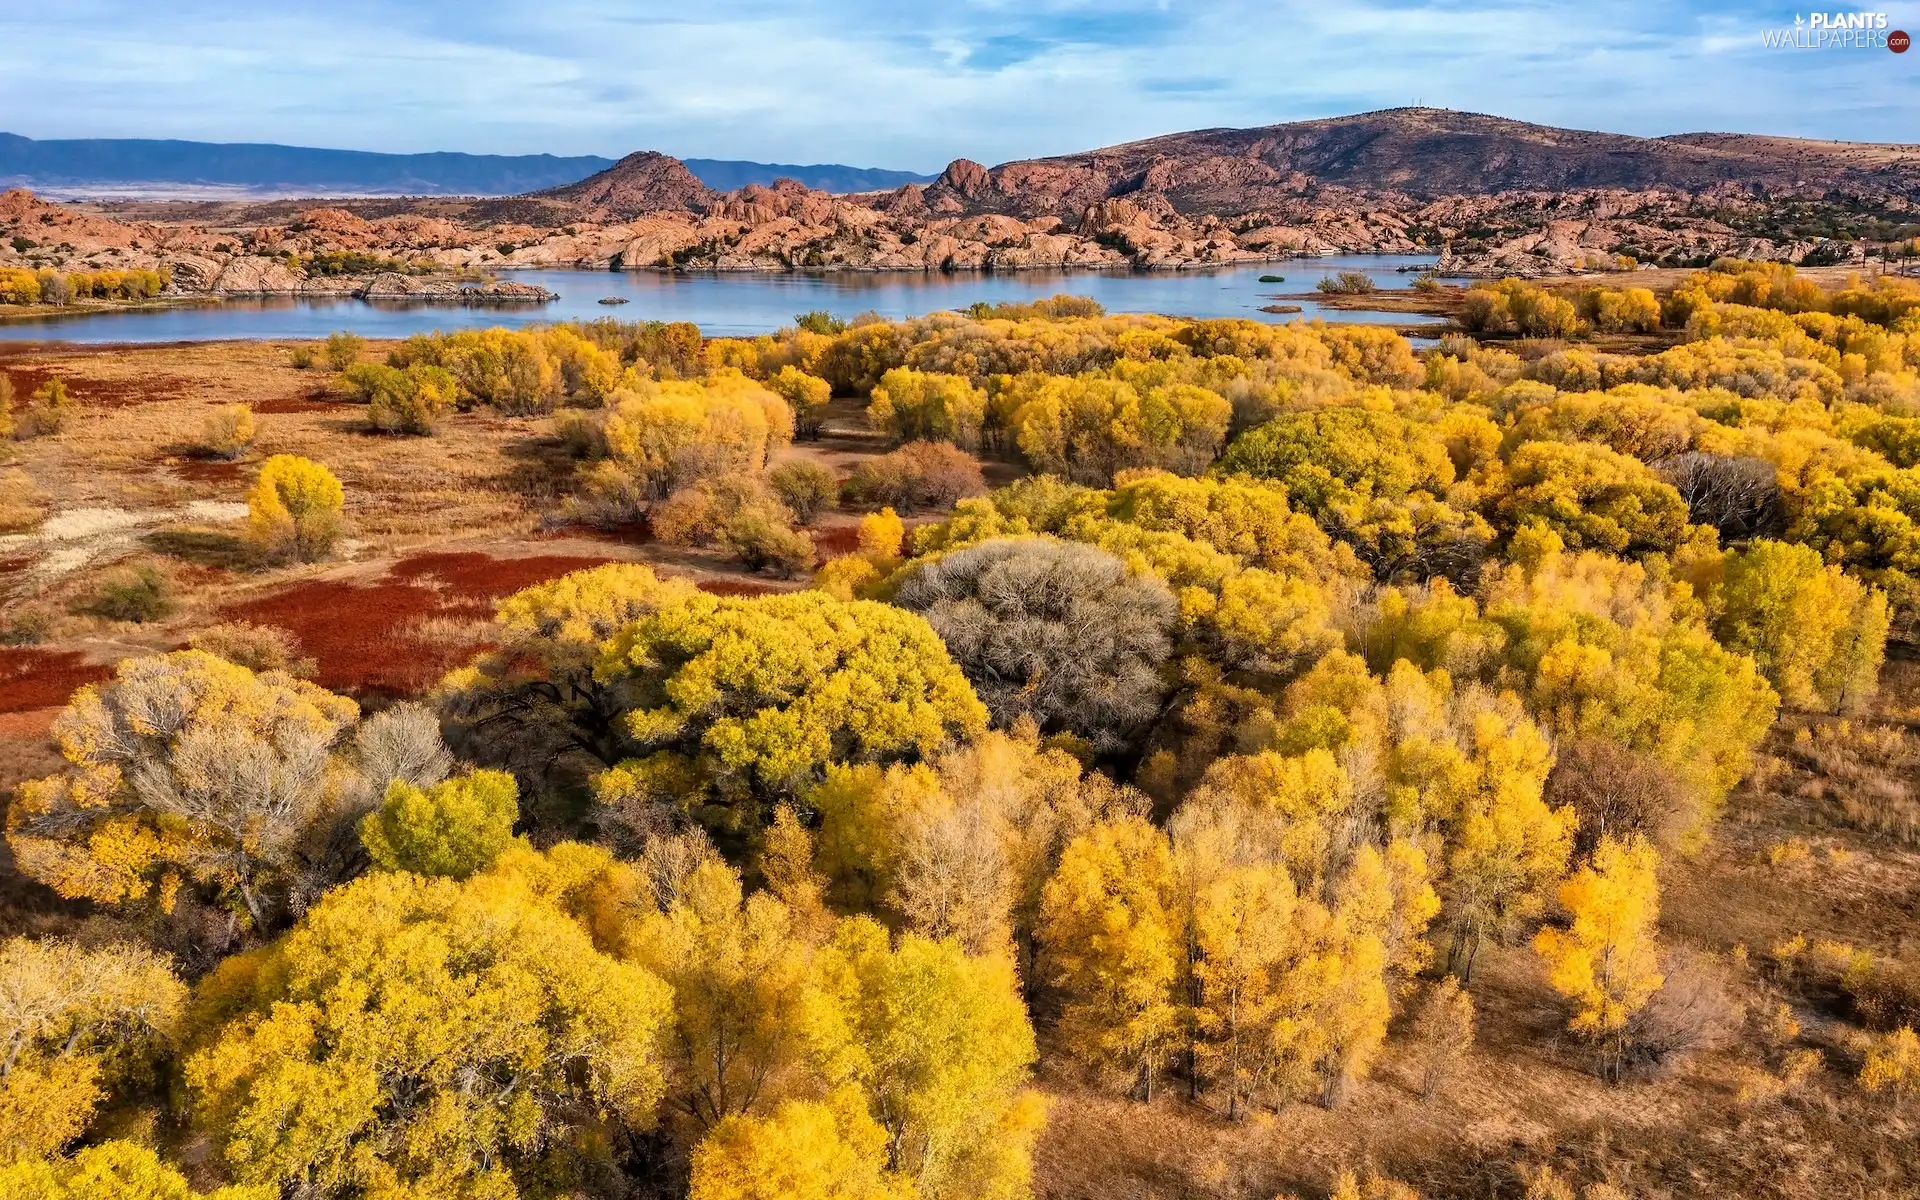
[0, 265, 170, 305]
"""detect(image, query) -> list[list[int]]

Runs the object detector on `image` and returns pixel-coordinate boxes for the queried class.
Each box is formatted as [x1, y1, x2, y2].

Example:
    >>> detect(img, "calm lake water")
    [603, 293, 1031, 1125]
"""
[0, 255, 1442, 343]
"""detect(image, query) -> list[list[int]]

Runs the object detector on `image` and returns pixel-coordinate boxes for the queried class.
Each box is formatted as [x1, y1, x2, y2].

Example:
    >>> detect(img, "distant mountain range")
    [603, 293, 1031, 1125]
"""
[0, 133, 935, 198]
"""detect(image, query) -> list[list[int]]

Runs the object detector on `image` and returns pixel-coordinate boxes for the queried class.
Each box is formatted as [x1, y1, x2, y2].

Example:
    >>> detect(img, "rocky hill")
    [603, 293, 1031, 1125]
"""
[8, 109, 1917, 288]
[900, 108, 1920, 216]
[529, 152, 718, 220]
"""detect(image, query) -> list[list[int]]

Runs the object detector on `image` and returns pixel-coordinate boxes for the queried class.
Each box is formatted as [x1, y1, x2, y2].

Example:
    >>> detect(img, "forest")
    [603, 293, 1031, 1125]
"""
[2, 260, 1920, 1199]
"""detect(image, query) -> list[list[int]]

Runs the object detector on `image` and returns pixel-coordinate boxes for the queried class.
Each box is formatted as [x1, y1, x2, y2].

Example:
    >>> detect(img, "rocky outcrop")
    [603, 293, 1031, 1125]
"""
[532, 151, 716, 221]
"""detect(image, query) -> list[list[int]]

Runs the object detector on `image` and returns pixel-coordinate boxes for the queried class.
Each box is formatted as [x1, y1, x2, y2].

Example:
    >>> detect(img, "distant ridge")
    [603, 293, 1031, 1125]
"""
[0, 133, 935, 198]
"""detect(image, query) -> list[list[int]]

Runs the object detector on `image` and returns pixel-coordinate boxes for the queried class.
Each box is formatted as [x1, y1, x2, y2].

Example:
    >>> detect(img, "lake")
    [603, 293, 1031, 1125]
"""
[0, 255, 1443, 343]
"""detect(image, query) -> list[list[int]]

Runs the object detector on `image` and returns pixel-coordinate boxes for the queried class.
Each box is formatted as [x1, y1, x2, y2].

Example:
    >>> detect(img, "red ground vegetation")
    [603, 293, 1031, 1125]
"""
[809, 524, 861, 557]
[1, 365, 189, 409]
[0, 650, 111, 713]
[252, 391, 358, 414]
[694, 578, 784, 597]
[221, 551, 616, 700]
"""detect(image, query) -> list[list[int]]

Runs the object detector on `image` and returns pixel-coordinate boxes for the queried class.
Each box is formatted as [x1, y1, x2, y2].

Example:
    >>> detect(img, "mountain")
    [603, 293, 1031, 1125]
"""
[0, 133, 935, 199]
[0, 133, 616, 196]
[682, 159, 934, 193]
[908, 107, 1920, 216]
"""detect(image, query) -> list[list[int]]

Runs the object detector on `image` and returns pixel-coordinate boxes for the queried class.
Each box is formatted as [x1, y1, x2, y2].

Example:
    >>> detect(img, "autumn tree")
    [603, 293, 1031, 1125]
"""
[1533, 834, 1665, 1081]
[1490, 442, 1689, 554]
[689, 1089, 905, 1200]
[9, 651, 359, 930]
[1408, 975, 1475, 1099]
[1187, 861, 1296, 1118]
[440, 563, 700, 785]
[1041, 816, 1183, 1098]
[572, 372, 794, 517]
[244, 454, 344, 562]
[184, 852, 673, 1196]
[893, 537, 1176, 752]
[358, 768, 521, 879]
[803, 918, 1043, 1200]
[591, 590, 986, 835]
[0, 1140, 269, 1200]
[866, 367, 988, 448]
[0, 939, 185, 1164]
[766, 365, 834, 439]
[807, 724, 1146, 962]
[623, 859, 815, 1130]
[1713, 538, 1888, 712]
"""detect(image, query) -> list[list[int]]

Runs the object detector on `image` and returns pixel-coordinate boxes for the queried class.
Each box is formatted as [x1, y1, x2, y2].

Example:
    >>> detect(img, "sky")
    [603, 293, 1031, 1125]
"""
[2, 1, 1917, 170]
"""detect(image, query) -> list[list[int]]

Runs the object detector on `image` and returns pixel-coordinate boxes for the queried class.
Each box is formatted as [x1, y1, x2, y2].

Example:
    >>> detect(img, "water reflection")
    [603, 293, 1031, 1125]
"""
[0, 255, 1443, 343]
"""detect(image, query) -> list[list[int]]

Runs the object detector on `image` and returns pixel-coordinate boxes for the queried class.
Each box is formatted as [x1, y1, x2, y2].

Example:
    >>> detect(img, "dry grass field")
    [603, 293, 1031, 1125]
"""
[4, 336, 1920, 1200]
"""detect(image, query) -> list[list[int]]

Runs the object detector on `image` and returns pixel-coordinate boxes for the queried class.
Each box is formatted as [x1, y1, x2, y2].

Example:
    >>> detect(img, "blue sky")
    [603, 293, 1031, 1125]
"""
[2, 2, 1916, 169]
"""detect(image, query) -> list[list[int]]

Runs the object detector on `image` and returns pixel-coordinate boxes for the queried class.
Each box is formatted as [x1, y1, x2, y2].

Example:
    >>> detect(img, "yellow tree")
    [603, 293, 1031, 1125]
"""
[439, 562, 700, 785]
[689, 1088, 908, 1200]
[624, 860, 815, 1130]
[8, 651, 359, 930]
[804, 918, 1043, 1200]
[0, 939, 185, 1164]
[592, 590, 987, 828]
[0, 1140, 269, 1200]
[1532, 834, 1665, 1081]
[1189, 862, 1296, 1119]
[184, 851, 673, 1196]
[1040, 816, 1182, 1099]
[358, 768, 522, 880]
[244, 454, 344, 562]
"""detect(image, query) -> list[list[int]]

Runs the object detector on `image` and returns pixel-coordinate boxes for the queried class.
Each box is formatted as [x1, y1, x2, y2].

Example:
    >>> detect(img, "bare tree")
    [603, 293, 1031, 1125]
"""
[894, 537, 1177, 752]
[1654, 452, 1786, 541]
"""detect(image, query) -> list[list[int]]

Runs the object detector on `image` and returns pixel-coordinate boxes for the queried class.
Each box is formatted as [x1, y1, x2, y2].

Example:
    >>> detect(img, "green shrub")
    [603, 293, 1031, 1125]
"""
[323, 331, 365, 372]
[82, 563, 175, 623]
[769, 460, 839, 524]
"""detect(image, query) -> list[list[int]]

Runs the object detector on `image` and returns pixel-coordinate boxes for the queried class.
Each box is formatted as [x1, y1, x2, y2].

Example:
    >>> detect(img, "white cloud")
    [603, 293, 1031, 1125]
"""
[0, 0, 1914, 167]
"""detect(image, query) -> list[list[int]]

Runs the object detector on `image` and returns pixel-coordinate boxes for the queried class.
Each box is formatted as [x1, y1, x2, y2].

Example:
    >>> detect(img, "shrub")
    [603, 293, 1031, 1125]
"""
[0, 467, 45, 531]
[893, 537, 1177, 751]
[765, 365, 833, 438]
[246, 453, 345, 562]
[723, 507, 816, 577]
[289, 345, 315, 369]
[185, 620, 315, 676]
[769, 460, 839, 523]
[0, 605, 54, 645]
[840, 441, 987, 513]
[81, 563, 175, 623]
[15, 377, 71, 438]
[199, 404, 256, 460]
[348, 363, 460, 434]
[651, 477, 784, 548]
[322, 330, 365, 371]
[1316, 271, 1377, 295]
